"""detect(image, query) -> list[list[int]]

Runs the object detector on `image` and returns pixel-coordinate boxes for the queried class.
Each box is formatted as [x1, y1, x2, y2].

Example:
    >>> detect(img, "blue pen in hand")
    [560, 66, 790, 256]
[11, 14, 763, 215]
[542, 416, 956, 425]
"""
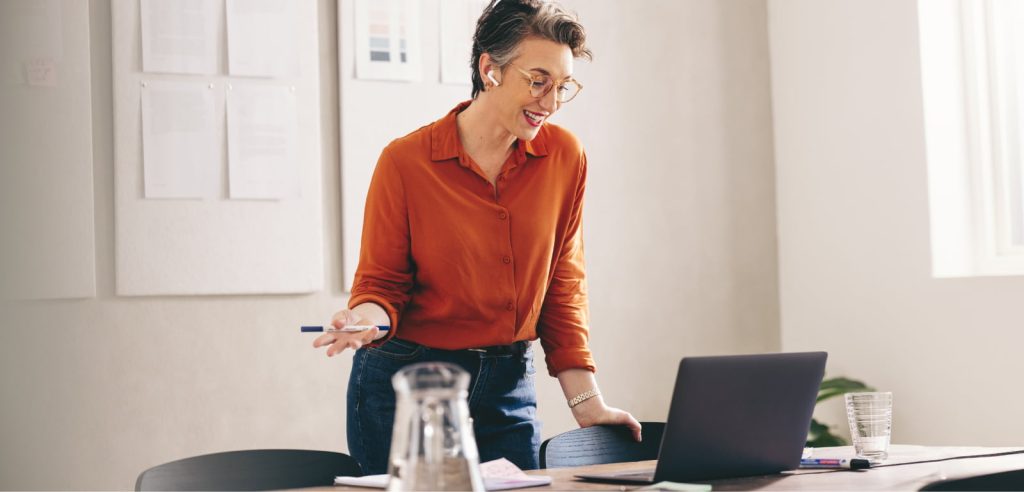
[300, 325, 390, 333]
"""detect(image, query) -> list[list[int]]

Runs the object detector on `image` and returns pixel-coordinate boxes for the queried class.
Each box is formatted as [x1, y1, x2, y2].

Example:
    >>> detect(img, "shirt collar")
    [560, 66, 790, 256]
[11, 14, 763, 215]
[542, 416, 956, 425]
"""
[430, 101, 549, 164]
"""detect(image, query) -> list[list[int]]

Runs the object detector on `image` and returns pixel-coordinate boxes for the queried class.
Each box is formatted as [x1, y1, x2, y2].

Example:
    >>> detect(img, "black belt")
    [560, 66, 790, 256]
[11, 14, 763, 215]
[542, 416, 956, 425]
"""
[465, 340, 530, 356]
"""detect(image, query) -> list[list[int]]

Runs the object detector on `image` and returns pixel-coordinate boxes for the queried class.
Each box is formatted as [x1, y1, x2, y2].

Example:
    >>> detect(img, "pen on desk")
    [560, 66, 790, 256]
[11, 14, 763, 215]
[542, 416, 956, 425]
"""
[300, 325, 390, 333]
[799, 458, 871, 470]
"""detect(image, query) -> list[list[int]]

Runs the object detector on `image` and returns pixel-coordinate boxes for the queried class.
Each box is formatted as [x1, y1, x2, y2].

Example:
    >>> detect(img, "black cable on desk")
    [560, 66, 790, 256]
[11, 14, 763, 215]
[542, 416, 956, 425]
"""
[797, 449, 1024, 475]
[872, 449, 1024, 469]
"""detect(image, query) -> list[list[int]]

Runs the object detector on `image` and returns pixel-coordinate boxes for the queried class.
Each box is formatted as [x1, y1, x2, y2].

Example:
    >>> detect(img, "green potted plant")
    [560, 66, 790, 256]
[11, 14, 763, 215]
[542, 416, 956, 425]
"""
[807, 377, 874, 447]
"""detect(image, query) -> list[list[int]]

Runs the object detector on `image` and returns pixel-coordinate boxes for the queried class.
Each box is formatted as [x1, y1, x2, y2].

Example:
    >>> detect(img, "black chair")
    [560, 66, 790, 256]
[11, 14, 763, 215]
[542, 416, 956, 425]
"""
[539, 422, 665, 469]
[135, 449, 362, 491]
[920, 468, 1024, 491]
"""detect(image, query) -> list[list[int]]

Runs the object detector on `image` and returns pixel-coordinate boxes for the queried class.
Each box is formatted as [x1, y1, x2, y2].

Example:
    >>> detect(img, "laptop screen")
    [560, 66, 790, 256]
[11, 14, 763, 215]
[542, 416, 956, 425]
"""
[652, 352, 827, 482]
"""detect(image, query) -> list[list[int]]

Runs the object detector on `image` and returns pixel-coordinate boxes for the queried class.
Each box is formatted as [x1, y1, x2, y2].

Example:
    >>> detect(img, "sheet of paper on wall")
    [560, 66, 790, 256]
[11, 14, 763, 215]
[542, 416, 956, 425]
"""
[226, 0, 299, 78]
[140, 0, 218, 75]
[226, 84, 299, 199]
[439, 0, 487, 84]
[140, 80, 218, 199]
[354, 0, 422, 81]
[0, 0, 63, 86]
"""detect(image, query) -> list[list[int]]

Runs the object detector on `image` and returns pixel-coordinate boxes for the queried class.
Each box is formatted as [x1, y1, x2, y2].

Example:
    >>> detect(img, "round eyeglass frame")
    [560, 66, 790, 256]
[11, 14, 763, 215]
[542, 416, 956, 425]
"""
[508, 64, 583, 103]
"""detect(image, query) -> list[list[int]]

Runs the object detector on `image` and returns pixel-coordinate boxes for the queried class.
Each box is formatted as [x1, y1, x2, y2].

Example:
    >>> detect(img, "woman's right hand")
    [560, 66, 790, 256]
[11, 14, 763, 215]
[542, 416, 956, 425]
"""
[312, 309, 382, 357]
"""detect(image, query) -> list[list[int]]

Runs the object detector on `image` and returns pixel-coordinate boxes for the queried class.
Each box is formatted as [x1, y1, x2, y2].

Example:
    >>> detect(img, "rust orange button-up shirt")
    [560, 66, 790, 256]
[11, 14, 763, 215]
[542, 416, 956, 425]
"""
[348, 101, 594, 376]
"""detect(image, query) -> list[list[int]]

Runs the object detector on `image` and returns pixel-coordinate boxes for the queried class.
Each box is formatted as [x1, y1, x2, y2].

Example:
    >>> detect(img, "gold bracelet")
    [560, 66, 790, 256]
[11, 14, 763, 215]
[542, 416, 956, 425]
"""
[567, 388, 600, 408]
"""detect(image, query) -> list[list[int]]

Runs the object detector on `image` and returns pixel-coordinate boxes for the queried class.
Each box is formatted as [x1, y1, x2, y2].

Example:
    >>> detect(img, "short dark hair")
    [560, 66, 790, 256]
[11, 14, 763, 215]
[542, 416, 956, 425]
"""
[470, 0, 592, 98]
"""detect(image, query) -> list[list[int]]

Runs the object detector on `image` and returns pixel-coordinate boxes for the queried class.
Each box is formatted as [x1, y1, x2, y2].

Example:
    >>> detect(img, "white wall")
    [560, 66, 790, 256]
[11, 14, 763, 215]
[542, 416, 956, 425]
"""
[544, 0, 780, 436]
[0, 0, 97, 301]
[769, 0, 1024, 445]
[0, 1, 350, 490]
[0, 1, 779, 489]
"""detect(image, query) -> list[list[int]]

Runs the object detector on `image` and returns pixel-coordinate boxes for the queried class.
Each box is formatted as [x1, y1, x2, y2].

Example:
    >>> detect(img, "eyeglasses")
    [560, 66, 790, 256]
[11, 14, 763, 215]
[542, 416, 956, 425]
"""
[509, 64, 583, 103]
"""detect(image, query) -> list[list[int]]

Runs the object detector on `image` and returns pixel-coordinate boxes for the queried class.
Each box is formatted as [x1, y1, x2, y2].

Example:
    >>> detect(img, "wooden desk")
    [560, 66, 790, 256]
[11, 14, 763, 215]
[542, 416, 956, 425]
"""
[320, 445, 1024, 491]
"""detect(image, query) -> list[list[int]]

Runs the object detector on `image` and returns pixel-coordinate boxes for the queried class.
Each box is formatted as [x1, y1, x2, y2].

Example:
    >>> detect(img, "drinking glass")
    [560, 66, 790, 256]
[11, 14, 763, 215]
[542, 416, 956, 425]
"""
[845, 391, 893, 461]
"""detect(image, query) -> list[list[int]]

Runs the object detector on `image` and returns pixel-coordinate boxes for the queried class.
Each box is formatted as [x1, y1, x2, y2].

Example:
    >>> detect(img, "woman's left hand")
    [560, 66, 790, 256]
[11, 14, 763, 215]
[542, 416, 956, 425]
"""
[571, 398, 643, 442]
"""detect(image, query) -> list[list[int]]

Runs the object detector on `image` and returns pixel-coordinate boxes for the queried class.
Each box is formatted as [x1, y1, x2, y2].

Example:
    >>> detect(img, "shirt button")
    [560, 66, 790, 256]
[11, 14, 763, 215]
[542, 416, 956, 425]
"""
[498, 211, 508, 220]
[506, 302, 515, 311]
[502, 255, 511, 264]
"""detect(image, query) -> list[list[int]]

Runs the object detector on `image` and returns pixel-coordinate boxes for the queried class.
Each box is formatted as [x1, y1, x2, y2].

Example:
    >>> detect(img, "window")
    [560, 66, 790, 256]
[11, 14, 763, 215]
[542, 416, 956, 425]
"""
[920, 0, 1024, 276]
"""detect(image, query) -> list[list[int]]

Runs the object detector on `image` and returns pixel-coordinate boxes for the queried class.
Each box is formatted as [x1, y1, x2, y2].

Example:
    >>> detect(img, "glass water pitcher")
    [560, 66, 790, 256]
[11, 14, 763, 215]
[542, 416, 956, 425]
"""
[387, 362, 485, 491]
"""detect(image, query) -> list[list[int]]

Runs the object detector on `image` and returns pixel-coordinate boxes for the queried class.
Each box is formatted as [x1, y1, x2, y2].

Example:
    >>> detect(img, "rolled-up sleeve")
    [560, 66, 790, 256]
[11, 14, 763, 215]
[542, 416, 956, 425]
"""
[538, 155, 595, 376]
[348, 148, 413, 342]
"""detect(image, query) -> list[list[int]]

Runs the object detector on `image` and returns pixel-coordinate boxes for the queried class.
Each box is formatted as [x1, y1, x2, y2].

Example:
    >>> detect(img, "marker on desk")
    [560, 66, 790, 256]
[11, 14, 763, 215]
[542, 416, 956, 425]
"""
[301, 325, 390, 333]
[800, 458, 871, 470]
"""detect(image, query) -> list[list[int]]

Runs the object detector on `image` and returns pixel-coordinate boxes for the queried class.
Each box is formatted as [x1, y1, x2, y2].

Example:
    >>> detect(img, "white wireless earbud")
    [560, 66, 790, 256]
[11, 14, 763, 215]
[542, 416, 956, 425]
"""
[486, 70, 500, 87]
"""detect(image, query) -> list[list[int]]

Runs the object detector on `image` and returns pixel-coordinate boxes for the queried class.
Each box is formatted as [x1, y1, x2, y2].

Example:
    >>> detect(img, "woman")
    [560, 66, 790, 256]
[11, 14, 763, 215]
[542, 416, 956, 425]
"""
[313, 0, 640, 474]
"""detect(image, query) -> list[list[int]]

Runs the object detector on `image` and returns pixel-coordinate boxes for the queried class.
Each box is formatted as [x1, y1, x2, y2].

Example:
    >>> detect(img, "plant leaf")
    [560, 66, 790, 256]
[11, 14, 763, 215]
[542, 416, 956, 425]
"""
[807, 431, 847, 447]
[808, 418, 829, 436]
[806, 418, 848, 447]
[819, 376, 874, 391]
[817, 377, 874, 402]
[807, 377, 871, 446]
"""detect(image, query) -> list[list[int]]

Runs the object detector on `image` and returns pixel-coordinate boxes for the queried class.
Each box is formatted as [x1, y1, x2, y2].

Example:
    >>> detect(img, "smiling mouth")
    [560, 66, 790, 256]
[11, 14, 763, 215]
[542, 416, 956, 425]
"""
[523, 110, 546, 127]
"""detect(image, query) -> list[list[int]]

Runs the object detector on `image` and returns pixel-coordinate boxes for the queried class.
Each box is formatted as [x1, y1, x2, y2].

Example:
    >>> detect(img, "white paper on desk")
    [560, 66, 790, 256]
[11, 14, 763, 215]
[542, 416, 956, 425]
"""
[335, 458, 552, 490]
[226, 0, 298, 78]
[479, 458, 532, 479]
[141, 80, 217, 199]
[141, 0, 218, 74]
[334, 474, 389, 488]
[479, 457, 553, 490]
[226, 84, 299, 199]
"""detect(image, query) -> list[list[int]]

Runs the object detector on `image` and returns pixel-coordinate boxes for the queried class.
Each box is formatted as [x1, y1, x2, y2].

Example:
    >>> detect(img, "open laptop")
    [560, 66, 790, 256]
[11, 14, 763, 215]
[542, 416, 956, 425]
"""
[576, 351, 827, 484]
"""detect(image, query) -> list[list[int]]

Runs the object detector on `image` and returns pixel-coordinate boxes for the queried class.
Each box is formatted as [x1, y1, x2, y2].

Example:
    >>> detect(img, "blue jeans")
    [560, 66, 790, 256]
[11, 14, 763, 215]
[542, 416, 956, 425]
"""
[347, 338, 541, 475]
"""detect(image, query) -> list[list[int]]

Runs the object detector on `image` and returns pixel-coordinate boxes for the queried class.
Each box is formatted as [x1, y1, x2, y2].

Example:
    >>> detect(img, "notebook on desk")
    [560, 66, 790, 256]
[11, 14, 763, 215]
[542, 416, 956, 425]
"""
[576, 351, 827, 484]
